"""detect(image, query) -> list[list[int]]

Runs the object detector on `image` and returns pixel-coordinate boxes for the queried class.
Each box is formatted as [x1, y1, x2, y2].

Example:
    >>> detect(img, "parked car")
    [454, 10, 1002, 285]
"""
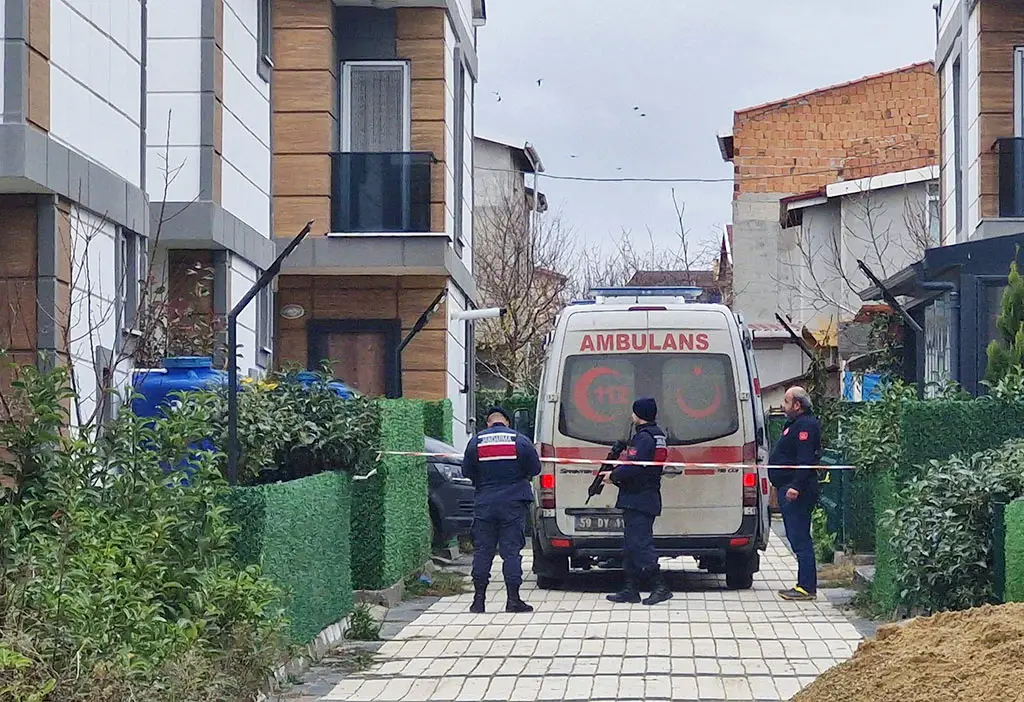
[426, 436, 474, 546]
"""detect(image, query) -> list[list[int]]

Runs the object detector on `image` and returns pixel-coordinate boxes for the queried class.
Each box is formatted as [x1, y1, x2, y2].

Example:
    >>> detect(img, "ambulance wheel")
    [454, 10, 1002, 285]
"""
[725, 552, 758, 590]
[532, 536, 568, 590]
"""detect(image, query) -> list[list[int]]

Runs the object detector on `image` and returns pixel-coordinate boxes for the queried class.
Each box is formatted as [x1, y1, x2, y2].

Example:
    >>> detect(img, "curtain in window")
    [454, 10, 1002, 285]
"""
[349, 66, 404, 152]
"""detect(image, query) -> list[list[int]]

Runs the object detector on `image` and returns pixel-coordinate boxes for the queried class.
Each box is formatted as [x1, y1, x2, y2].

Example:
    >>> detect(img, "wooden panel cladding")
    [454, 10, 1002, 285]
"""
[396, 38, 445, 81]
[0, 196, 39, 355]
[27, 50, 50, 132]
[273, 274, 450, 401]
[396, 7, 446, 40]
[274, 154, 331, 197]
[975, 4, 1024, 218]
[273, 28, 335, 72]
[28, 0, 50, 59]
[273, 0, 333, 29]
[274, 196, 330, 239]
[272, 0, 337, 238]
[274, 71, 336, 113]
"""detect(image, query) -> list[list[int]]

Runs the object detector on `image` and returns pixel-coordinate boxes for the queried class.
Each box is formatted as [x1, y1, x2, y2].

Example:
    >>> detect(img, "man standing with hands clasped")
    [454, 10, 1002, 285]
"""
[602, 397, 674, 606]
[769, 386, 822, 602]
[462, 407, 542, 614]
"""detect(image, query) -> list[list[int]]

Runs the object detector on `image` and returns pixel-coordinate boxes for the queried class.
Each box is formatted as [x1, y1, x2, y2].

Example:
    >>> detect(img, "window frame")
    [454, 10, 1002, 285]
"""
[340, 60, 412, 153]
[117, 227, 146, 337]
[927, 180, 941, 247]
[257, 0, 273, 83]
[453, 47, 466, 256]
[1015, 47, 1024, 137]
[255, 282, 273, 368]
[952, 56, 964, 240]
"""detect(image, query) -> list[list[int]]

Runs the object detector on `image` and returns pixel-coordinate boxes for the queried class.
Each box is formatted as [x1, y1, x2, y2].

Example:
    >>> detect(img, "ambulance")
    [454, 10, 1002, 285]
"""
[529, 287, 771, 590]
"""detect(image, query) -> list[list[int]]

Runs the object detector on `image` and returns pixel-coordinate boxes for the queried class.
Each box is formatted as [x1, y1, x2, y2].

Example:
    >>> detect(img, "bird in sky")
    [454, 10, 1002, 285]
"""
[492, 91, 502, 102]
[537, 78, 543, 87]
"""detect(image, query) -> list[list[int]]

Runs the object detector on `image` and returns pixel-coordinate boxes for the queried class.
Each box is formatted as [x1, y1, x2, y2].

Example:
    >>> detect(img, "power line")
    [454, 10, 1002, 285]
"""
[474, 154, 936, 185]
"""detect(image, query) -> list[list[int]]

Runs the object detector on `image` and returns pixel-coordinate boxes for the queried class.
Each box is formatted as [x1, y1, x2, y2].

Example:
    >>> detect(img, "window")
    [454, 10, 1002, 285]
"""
[927, 181, 941, 247]
[257, 0, 272, 83]
[256, 283, 273, 367]
[341, 62, 410, 152]
[558, 353, 740, 446]
[464, 318, 476, 431]
[953, 57, 964, 240]
[924, 294, 952, 397]
[453, 47, 466, 255]
[1015, 48, 1024, 136]
[118, 228, 146, 334]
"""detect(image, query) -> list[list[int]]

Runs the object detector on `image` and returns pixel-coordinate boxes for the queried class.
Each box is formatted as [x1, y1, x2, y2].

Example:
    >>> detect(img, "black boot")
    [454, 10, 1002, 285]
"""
[606, 577, 641, 604]
[505, 584, 534, 613]
[642, 570, 673, 606]
[469, 582, 487, 613]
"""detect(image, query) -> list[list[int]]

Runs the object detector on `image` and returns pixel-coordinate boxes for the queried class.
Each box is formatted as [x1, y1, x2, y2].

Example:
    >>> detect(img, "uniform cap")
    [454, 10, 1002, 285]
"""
[632, 397, 658, 422]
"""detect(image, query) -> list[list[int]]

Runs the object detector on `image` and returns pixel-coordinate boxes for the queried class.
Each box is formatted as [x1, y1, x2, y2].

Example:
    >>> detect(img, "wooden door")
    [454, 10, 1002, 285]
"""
[327, 331, 388, 396]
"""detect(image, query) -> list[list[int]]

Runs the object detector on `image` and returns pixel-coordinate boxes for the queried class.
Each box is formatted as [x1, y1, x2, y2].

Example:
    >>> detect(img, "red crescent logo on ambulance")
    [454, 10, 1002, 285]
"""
[573, 367, 623, 423]
[675, 385, 722, 419]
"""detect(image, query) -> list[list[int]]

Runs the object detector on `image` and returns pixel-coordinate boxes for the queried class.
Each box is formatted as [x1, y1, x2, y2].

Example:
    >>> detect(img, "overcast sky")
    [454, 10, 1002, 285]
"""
[475, 0, 940, 264]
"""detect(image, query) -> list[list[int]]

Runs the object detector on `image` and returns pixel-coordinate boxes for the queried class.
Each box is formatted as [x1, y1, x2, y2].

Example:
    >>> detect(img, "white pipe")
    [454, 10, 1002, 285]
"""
[452, 307, 505, 321]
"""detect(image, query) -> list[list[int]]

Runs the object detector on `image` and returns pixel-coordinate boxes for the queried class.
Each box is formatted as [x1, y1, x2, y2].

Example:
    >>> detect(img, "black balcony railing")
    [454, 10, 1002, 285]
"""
[330, 152, 434, 233]
[997, 137, 1024, 218]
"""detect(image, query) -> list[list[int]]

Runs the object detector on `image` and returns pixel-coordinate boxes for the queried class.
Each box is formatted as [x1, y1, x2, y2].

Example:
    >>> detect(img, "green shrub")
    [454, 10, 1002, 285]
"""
[475, 390, 536, 427]
[0, 364, 287, 700]
[811, 507, 835, 565]
[1005, 499, 1024, 603]
[883, 439, 1024, 615]
[351, 400, 429, 590]
[985, 257, 1024, 386]
[423, 399, 453, 444]
[229, 471, 353, 644]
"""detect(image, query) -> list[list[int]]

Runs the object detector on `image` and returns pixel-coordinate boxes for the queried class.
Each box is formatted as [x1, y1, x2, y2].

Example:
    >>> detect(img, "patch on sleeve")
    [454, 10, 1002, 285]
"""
[783, 428, 789, 436]
[798, 431, 809, 441]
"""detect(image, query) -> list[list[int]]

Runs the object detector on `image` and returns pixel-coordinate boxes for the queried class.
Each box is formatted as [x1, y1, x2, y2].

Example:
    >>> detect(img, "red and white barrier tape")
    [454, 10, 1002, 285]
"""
[376, 451, 854, 471]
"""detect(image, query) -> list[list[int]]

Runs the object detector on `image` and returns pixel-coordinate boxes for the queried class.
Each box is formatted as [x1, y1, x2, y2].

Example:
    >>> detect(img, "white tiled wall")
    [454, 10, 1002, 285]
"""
[145, 0, 203, 202]
[229, 254, 260, 374]
[68, 206, 127, 425]
[50, 0, 143, 187]
[940, 57, 956, 246]
[222, 0, 271, 237]
[965, 4, 980, 241]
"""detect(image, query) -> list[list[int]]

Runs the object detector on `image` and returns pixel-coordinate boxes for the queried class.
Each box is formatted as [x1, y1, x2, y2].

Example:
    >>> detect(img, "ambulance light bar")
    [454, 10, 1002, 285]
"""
[589, 286, 704, 302]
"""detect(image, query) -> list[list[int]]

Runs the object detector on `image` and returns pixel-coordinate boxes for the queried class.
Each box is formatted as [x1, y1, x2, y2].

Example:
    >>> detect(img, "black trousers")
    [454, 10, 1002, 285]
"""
[622, 509, 658, 579]
[471, 501, 528, 587]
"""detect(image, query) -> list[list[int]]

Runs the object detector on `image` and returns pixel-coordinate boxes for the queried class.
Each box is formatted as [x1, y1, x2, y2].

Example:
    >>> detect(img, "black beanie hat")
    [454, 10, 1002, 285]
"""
[632, 397, 657, 423]
[485, 406, 512, 425]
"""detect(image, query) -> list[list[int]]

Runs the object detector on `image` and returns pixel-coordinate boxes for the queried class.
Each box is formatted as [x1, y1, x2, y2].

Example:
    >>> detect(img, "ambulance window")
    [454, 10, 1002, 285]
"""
[559, 354, 739, 446]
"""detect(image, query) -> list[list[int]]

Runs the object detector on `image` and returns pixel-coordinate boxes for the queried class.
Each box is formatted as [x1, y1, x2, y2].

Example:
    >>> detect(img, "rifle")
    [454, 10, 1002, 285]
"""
[585, 433, 631, 505]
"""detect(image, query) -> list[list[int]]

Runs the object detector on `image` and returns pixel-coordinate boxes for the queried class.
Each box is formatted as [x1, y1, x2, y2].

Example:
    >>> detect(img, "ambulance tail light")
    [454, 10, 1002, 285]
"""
[743, 470, 758, 507]
[539, 443, 557, 509]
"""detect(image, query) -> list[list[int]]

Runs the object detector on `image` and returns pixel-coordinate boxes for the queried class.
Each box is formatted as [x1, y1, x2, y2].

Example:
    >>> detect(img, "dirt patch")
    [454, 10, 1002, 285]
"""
[793, 602, 1024, 702]
[817, 562, 855, 588]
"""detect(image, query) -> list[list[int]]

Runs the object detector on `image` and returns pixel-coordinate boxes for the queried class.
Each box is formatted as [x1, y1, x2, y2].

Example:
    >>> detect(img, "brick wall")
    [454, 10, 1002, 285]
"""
[732, 62, 939, 197]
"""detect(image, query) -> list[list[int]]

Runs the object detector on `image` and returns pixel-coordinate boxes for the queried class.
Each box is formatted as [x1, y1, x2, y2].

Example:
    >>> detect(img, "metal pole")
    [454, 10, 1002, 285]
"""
[227, 220, 314, 485]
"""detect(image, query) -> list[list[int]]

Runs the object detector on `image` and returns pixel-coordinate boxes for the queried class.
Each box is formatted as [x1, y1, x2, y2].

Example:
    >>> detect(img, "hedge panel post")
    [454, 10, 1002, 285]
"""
[228, 472, 353, 644]
[1006, 499, 1024, 603]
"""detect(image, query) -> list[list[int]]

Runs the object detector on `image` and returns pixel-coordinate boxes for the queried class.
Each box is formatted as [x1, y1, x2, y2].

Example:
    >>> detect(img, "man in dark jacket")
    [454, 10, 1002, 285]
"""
[768, 386, 822, 601]
[462, 407, 542, 614]
[603, 397, 673, 606]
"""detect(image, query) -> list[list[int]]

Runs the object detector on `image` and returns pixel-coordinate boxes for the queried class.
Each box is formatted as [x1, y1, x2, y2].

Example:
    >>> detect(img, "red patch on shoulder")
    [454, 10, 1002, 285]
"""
[798, 431, 809, 441]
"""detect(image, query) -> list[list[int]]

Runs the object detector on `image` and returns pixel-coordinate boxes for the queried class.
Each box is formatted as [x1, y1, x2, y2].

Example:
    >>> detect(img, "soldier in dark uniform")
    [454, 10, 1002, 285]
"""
[462, 407, 542, 614]
[603, 397, 674, 606]
[768, 386, 822, 602]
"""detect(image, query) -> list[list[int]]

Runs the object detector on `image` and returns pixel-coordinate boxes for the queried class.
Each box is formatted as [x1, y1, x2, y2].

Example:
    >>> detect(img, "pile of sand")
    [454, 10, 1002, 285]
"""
[793, 602, 1024, 702]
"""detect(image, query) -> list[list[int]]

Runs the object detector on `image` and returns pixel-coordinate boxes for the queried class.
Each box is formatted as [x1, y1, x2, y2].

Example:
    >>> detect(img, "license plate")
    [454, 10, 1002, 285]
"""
[574, 515, 624, 532]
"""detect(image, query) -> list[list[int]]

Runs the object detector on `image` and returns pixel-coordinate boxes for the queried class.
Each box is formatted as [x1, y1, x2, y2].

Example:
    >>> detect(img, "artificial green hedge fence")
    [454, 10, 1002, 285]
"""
[351, 399, 430, 590]
[227, 471, 353, 644]
[424, 399, 454, 444]
[476, 391, 537, 427]
[1005, 499, 1024, 603]
[871, 399, 1024, 611]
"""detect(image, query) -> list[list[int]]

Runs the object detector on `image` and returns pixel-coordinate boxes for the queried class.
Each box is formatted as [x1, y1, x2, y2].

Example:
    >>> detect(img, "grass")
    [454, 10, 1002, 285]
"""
[848, 589, 895, 622]
[818, 561, 856, 589]
[458, 536, 474, 555]
[330, 648, 378, 674]
[344, 604, 381, 641]
[404, 570, 468, 599]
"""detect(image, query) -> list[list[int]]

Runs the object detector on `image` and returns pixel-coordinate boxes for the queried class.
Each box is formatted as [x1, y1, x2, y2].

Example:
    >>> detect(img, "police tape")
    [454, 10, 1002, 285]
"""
[375, 451, 855, 471]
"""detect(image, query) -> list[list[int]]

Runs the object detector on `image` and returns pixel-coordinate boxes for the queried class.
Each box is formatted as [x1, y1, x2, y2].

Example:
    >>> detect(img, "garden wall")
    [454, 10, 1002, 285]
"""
[424, 399, 453, 444]
[228, 471, 353, 644]
[351, 400, 430, 590]
[1005, 499, 1024, 603]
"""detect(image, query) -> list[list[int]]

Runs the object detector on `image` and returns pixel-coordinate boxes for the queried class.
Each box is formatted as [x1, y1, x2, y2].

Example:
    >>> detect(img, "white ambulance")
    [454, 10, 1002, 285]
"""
[529, 287, 771, 590]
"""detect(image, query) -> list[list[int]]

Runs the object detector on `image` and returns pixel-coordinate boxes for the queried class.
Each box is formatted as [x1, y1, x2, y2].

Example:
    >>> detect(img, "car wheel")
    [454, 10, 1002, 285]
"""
[725, 552, 758, 590]
[531, 535, 568, 589]
[725, 569, 755, 590]
[536, 575, 564, 590]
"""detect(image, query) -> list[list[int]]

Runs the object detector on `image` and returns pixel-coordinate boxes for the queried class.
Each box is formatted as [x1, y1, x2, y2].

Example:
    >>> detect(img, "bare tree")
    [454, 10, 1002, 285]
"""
[774, 182, 933, 324]
[474, 190, 576, 393]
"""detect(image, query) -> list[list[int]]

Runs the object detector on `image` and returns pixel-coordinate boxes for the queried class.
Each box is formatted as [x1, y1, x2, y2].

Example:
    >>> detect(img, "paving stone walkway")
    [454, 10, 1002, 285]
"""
[283, 534, 864, 702]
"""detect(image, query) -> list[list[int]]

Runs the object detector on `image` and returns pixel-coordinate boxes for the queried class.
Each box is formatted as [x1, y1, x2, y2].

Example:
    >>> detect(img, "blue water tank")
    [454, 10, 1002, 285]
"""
[293, 371, 358, 399]
[131, 356, 227, 418]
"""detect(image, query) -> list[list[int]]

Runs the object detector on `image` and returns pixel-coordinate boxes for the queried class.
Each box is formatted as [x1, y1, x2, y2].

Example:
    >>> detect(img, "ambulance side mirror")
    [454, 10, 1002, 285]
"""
[513, 409, 534, 438]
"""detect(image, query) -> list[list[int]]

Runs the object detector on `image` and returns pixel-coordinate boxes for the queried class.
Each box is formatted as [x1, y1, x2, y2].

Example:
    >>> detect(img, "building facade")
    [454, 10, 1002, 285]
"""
[2, 0, 485, 444]
[718, 62, 939, 404]
[271, 0, 483, 445]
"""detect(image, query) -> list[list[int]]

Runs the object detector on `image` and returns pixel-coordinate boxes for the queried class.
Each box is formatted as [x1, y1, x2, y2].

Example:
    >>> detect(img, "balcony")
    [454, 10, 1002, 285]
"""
[330, 152, 435, 234]
[997, 137, 1024, 218]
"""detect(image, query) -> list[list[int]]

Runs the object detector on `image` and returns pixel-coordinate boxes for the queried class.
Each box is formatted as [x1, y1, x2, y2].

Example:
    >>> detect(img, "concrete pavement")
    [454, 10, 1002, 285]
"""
[299, 535, 862, 702]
